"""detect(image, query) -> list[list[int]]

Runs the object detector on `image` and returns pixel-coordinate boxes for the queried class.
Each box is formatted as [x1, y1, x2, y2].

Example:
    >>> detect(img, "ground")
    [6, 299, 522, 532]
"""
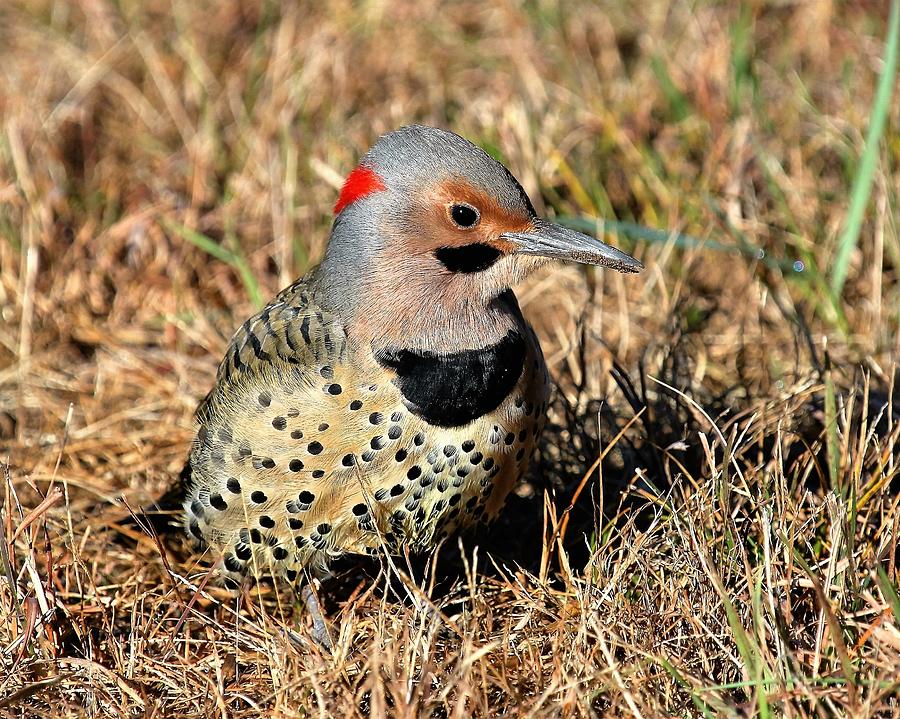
[1, 1, 899, 717]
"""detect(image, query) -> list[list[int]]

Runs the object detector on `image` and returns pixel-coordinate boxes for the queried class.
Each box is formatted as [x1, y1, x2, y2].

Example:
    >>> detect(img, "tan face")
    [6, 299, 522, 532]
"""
[368, 176, 543, 302]
[350, 177, 543, 349]
[408, 177, 535, 256]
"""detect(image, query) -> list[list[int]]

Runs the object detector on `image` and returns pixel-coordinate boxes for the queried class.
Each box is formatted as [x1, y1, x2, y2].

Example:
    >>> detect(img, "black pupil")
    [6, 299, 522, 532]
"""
[451, 204, 478, 227]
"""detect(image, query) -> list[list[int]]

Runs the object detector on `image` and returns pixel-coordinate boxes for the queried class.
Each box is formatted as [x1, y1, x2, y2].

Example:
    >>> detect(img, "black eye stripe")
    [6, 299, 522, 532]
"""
[435, 243, 503, 273]
[450, 203, 480, 228]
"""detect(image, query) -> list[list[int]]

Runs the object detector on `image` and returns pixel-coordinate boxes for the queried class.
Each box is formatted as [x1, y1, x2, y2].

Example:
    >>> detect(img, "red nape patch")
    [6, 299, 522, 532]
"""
[333, 165, 387, 215]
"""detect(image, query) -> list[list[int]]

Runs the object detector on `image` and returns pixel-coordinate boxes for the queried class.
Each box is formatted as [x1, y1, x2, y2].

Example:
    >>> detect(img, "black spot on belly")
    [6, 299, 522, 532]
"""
[376, 328, 526, 428]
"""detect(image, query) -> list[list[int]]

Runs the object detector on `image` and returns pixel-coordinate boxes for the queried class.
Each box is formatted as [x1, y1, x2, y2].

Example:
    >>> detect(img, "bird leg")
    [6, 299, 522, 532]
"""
[300, 575, 334, 651]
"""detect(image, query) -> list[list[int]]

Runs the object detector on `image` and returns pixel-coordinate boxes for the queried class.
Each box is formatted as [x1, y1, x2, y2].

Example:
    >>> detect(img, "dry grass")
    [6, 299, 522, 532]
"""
[1, 0, 899, 716]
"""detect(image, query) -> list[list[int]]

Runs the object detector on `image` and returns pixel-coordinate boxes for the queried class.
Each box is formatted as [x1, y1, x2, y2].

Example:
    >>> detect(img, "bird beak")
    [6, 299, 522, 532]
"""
[500, 219, 643, 273]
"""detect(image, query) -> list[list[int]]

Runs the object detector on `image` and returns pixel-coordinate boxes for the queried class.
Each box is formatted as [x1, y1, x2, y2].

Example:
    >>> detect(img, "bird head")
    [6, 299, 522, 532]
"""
[316, 125, 642, 351]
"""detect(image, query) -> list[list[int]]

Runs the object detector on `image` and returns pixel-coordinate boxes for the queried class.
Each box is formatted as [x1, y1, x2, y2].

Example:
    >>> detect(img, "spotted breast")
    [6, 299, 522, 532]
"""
[183, 278, 549, 584]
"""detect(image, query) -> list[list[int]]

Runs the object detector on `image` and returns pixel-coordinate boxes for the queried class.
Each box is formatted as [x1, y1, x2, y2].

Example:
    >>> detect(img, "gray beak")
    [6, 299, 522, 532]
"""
[501, 219, 643, 273]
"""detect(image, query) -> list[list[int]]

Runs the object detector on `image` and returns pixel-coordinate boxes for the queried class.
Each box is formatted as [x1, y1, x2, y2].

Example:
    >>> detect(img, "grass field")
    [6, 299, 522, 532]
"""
[1, 1, 899, 716]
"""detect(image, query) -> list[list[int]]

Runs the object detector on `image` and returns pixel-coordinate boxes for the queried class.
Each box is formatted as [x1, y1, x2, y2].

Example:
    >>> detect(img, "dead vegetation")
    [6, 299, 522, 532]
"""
[1, 1, 899, 716]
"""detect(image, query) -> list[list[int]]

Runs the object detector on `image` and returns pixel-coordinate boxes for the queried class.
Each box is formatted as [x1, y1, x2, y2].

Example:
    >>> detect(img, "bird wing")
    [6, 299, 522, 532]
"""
[183, 277, 384, 572]
[208, 278, 349, 401]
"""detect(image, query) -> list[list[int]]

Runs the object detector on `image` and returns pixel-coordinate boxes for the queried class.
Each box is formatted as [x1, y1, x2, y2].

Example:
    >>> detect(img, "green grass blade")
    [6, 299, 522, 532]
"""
[751, 571, 772, 718]
[788, 542, 859, 691]
[830, 0, 899, 298]
[650, 55, 691, 122]
[729, 2, 755, 115]
[164, 219, 236, 264]
[232, 256, 265, 309]
[824, 354, 842, 493]
[657, 657, 718, 719]
[163, 218, 264, 308]
[875, 567, 900, 629]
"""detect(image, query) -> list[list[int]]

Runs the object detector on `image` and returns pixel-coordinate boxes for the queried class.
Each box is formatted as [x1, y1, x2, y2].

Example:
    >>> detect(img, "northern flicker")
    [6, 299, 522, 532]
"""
[182, 125, 641, 638]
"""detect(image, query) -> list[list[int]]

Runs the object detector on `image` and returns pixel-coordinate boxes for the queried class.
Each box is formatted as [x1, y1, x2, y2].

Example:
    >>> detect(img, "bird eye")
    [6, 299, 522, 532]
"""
[449, 203, 480, 229]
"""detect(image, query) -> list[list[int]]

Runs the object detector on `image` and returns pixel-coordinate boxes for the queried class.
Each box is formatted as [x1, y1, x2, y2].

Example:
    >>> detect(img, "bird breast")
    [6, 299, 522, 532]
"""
[183, 281, 550, 583]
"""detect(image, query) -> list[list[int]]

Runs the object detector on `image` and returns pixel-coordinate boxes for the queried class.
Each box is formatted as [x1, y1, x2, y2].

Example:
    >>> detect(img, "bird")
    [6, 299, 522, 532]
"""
[181, 125, 641, 642]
